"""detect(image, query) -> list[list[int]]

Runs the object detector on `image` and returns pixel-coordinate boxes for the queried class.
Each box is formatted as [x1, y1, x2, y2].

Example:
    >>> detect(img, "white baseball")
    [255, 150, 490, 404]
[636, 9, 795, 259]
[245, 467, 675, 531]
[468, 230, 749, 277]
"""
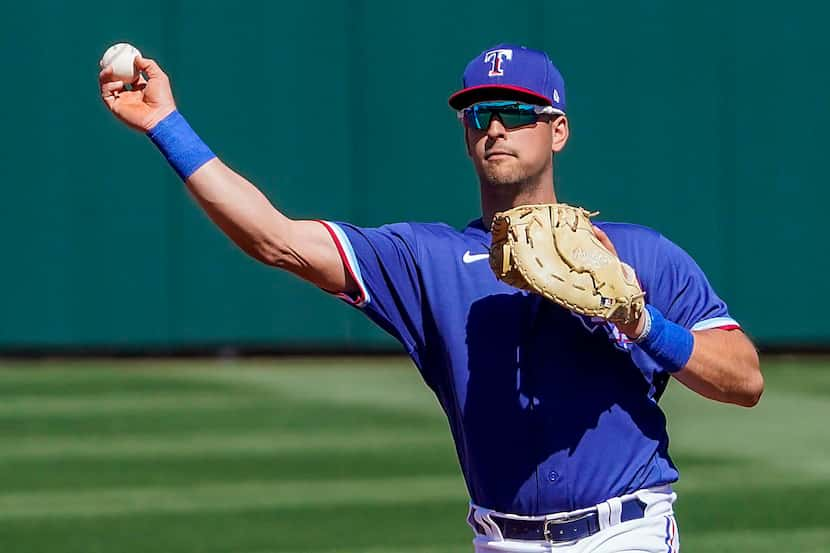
[99, 43, 142, 83]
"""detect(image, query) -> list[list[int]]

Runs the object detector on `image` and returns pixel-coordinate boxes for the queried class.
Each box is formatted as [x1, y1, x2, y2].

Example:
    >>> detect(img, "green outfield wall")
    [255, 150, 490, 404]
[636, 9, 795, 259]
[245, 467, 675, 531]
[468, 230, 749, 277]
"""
[0, 1, 825, 350]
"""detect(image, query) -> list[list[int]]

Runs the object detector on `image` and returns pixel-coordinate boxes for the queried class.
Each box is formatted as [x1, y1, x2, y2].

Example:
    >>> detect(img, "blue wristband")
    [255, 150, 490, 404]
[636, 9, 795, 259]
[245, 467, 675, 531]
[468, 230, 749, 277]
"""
[637, 305, 694, 374]
[147, 110, 216, 180]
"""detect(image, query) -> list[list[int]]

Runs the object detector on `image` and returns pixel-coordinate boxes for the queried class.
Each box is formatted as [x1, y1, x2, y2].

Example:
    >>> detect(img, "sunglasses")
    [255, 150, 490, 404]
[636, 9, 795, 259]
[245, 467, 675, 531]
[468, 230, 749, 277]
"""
[458, 101, 562, 130]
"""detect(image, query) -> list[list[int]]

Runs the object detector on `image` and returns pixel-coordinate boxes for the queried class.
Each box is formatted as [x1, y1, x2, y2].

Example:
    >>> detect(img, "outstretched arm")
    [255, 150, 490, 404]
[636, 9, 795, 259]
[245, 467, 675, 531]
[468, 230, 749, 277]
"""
[182, 158, 353, 292]
[99, 54, 355, 295]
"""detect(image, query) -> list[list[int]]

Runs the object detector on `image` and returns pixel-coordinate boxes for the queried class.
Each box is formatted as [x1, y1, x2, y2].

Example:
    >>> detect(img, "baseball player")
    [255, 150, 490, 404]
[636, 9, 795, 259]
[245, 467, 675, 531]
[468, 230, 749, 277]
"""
[99, 43, 763, 552]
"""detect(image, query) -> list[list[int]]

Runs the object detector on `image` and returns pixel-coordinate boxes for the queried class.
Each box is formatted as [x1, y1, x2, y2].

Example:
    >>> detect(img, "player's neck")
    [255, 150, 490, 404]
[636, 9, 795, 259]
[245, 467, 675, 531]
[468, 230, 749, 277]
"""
[480, 179, 557, 228]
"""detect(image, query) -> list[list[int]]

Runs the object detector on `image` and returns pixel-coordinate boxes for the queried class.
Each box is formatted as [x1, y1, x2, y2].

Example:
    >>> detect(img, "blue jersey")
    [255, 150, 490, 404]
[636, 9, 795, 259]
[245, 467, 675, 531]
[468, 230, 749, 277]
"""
[320, 218, 738, 516]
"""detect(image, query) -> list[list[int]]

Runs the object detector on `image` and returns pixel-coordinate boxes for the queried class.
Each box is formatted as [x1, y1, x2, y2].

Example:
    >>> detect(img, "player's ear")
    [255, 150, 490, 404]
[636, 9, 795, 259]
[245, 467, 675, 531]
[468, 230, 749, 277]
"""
[551, 115, 569, 153]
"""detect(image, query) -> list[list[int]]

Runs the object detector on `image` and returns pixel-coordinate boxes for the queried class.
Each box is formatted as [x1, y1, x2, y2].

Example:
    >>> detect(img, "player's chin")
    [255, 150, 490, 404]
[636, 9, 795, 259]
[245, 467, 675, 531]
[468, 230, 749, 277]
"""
[484, 172, 526, 188]
[482, 164, 524, 186]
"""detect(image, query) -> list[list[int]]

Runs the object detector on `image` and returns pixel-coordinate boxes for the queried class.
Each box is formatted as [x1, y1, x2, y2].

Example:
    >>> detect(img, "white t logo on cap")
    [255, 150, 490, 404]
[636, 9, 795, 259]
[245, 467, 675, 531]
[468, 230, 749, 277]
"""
[484, 49, 513, 77]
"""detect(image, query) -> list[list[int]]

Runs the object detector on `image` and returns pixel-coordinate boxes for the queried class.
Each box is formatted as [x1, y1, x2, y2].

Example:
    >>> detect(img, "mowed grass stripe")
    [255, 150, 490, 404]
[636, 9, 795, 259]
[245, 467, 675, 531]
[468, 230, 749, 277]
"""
[0, 475, 467, 520]
[0, 393, 255, 416]
[685, 527, 830, 553]
[0, 429, 448, 460]
[248, 546, 465, 553]
[0, 501, 471, 553]
[0, 372, 229, 398]
[0, 357, 414, 377]
[0, 401, 441, 439]
[0, 447, 460, 494]
[663, 381, 830, 479]
[163, 364, 442, 415]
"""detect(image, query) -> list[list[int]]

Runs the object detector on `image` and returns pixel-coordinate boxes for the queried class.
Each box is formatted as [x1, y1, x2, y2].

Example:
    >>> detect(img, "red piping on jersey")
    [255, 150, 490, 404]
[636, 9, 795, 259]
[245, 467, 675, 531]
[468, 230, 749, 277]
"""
[316, 220, 367, 306]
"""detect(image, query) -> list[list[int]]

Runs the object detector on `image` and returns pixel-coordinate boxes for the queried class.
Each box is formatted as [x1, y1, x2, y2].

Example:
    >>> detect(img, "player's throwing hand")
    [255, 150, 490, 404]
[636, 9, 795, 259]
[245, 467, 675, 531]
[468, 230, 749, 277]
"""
[99, 55, 176, 133]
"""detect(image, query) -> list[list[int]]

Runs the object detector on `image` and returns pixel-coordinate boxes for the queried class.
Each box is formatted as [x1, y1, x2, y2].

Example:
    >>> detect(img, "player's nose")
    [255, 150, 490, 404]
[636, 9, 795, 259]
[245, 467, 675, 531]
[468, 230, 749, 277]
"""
[486, 114, 508, 138]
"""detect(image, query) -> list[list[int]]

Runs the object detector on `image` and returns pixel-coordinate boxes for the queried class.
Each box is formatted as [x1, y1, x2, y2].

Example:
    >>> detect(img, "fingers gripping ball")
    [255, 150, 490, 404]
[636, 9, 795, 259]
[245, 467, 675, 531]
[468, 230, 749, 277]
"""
[99, 43, 142, 83]
[490, 204, 645, 323]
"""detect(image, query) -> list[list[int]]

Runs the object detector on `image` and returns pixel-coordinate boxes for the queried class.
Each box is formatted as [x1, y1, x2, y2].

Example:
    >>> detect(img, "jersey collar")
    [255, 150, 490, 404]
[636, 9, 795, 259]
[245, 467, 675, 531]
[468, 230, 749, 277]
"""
[464, 217, 490, 237]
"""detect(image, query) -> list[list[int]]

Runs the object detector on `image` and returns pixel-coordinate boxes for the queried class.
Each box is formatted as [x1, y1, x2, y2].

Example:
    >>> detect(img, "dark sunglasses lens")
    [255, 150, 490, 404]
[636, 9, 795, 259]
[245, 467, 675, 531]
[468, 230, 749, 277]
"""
[464, 107, 493, 130]
[464, 105, 539, 129]
[464, 108, 490, 129]
[498, 109, 538, 128]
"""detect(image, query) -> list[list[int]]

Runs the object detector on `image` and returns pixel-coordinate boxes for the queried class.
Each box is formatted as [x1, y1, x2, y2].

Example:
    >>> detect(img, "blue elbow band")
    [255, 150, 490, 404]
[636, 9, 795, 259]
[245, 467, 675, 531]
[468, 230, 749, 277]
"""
[147, 111, 216, 180]
[637, 305, 694, 373]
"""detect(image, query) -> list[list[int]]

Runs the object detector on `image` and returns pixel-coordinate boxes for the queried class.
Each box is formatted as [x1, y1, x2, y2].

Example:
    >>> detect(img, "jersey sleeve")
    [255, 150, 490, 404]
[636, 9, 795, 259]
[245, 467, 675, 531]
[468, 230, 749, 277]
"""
[644, 235, 739, 331]
[318, 220, 426, 356]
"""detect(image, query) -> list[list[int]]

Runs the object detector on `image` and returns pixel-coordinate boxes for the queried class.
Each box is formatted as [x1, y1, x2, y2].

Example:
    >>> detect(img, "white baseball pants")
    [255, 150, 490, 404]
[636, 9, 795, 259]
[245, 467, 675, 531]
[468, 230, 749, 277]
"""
[469, 486, 679, 553]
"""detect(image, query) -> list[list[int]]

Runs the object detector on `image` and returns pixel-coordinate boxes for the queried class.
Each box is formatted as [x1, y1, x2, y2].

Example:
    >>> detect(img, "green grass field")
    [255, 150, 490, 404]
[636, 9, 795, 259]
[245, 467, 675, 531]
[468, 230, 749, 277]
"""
[0, 356, 827, 552]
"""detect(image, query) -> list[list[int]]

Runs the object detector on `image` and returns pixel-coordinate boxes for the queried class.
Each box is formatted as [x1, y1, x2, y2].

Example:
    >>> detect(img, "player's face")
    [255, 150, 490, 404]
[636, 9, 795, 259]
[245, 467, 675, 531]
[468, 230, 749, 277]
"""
[464, 106, 569, 188]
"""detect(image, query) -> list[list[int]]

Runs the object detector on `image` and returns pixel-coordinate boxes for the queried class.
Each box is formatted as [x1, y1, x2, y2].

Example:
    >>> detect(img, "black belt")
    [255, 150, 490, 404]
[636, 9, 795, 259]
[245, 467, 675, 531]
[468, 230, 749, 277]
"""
[472, 499, 647, 543]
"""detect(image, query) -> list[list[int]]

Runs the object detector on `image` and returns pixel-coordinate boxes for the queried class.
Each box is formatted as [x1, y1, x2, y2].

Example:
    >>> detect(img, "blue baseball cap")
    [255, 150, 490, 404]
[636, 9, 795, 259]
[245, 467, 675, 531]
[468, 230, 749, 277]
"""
[449, 43, 566, 113]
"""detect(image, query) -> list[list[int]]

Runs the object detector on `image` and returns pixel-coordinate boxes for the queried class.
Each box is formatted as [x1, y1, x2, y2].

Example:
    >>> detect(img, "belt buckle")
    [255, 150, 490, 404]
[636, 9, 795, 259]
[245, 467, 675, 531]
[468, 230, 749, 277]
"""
[542, 511, 594, 543]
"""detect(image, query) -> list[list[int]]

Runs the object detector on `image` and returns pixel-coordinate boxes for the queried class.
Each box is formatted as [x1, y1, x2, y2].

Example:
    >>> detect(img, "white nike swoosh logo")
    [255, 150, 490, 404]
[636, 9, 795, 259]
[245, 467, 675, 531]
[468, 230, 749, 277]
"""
[462, 251, 490, 264]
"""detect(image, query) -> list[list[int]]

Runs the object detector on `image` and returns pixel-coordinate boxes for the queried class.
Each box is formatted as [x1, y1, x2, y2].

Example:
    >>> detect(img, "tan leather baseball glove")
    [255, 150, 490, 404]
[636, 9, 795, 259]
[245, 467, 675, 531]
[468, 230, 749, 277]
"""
[490, 204, 645, 324]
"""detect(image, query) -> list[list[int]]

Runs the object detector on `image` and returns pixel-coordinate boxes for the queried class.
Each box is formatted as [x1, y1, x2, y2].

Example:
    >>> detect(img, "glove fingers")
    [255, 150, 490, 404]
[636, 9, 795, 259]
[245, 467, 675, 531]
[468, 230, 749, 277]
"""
[489, 203, 645, 323]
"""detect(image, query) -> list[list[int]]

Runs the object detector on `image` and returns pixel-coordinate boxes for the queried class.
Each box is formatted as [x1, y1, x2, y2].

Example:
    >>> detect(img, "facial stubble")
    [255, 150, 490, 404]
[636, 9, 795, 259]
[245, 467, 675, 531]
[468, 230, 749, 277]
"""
[479, 157, 536, 191]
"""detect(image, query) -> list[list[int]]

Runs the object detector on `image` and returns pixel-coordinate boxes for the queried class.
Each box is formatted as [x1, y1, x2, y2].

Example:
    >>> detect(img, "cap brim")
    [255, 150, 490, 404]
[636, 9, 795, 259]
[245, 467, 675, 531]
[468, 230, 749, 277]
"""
[448, 84, 552, 110]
